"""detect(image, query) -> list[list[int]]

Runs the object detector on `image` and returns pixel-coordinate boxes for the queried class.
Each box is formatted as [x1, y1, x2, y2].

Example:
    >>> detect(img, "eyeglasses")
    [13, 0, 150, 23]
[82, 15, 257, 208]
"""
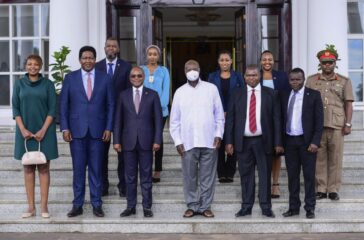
[321, 61, 334, 65]
[130, 74, 143, 78]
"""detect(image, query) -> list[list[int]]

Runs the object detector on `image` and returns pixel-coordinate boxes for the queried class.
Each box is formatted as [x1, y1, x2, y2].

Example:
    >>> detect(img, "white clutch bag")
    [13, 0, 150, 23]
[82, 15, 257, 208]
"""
[21, 139, 47, 165]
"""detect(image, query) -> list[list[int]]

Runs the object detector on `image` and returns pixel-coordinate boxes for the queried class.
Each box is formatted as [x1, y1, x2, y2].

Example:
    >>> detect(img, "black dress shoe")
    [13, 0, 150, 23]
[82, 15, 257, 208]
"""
[218, 177, 227, 183]
[67, 206, 83, 217]
[102, 189, 109, 197]
[328, 192, 340, 200]
[143, 208, 153, 217]
[152, 177, 161, 183]
[316, 192, 327, 200]
[93, 206, 105, 217]
[235, 208, 252, 217]
[120, 208, 136, 217]
[306, 210, 315, 219]
[225, 177, 234, 183]
[262, 209, 275, 218]
[282, 209, 300, 217]
[119, 189, 126, 198]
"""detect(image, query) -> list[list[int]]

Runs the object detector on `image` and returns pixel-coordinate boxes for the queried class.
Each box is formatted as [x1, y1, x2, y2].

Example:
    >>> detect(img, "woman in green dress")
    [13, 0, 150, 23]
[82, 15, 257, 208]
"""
[12, 55, 58, 218]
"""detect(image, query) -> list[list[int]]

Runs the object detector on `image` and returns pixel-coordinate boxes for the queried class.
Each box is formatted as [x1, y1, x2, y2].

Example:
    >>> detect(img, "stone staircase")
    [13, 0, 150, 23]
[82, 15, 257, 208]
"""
[0, 113, 364, 233]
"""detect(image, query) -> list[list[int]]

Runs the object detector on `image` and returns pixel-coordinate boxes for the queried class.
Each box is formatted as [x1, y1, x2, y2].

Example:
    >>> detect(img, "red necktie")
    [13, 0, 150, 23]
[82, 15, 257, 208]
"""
[249, 89, 257, 133]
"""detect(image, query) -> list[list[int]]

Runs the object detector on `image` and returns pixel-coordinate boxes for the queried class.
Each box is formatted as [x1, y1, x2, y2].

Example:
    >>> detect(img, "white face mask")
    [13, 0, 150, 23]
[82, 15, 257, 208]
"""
[186, 70, 199, 81]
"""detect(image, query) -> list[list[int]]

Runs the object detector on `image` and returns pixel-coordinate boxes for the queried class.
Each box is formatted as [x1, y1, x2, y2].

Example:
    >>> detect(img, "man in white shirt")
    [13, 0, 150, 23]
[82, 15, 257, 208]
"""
[169, 59, 225, 218]
[225, 65, 283, 218]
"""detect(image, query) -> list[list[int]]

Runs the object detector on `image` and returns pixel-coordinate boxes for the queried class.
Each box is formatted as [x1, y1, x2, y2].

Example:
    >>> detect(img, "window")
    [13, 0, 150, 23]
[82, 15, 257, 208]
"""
[348, 0, 364, 102]
[0, 3, 49, 107]
[259, 8, 281, 70]
[118, 9, 139, 66]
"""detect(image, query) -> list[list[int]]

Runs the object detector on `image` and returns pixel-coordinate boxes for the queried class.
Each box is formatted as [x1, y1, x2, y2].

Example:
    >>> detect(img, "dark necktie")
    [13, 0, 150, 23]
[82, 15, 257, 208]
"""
[286, 91, 297, 133]
[134, 89, 140, 113]
[249, 89, 257, 133]
[107, 63, 113, 77]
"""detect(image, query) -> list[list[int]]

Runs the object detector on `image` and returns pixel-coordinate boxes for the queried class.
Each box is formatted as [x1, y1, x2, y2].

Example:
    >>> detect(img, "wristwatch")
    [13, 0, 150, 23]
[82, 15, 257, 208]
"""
[345, 123, 352, 128]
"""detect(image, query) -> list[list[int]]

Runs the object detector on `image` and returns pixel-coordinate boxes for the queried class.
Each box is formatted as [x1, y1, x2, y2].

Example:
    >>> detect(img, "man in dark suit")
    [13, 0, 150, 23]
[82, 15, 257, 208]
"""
[60, 46, 114, 218]
[281, 68, 323, 219]
[113, 66, 163, 218]
[95, 37, 132, 197]
[225, 64, 283, 218]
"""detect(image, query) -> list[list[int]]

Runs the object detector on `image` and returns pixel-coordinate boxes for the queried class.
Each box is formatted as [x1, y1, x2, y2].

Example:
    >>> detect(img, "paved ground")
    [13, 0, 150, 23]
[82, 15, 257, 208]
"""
[1, 233, 364, 240]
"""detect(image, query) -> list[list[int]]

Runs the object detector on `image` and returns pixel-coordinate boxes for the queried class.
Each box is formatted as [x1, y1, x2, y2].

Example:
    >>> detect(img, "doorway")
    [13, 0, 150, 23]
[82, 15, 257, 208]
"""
[154, 7, 242, 95]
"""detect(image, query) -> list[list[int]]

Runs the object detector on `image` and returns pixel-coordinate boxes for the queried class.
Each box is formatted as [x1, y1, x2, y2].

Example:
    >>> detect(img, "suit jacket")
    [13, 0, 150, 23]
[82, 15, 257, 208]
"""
[208, 70, 244, 112]
[281, 87, 324, 147]
[59, 69, 115, 139]
[95, 58, 132, 97]
[225, 85, 282, 154]
[113, 87, 163, 151]
[260, 69, 290, 93]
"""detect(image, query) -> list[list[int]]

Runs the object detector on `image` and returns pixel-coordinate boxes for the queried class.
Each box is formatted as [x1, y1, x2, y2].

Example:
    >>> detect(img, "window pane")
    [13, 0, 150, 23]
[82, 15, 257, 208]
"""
[43, 40, 49, 72]
[120, 40, 137, 62]
[0, 41, 10, 72]
[13, 5, 39, 37]
[262, 39, 279, 59]
[13, 40, 40, 71]
[0, 75, 10, 106]
[0, 6, 9, 37]
[348, 39, 363, 69]
[119, 17, 137, 39]
[261, 15, 279, 38]
[348, 2, 364, 34]
[349, 72, 363, 101]
[41, 4, 50, 36]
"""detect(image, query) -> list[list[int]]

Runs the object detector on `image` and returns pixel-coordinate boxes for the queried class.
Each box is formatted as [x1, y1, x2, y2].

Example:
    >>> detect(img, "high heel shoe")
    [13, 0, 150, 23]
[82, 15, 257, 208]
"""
[41, 212, 50, 218]
[22, 209, 36, 218]
[271, 183, 280, 198]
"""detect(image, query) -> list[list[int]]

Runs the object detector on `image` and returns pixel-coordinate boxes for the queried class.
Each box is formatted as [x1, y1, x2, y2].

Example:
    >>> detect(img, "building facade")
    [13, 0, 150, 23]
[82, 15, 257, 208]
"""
[0, 0, 363, 126]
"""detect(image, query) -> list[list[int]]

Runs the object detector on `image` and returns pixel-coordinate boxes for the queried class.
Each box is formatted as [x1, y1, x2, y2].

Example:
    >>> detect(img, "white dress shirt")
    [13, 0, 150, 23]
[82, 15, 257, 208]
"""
[169, 80, 225, 151]
[81, 69, 95, 93]
[286, 87, 304, 136]
[244, 84, 263, 136]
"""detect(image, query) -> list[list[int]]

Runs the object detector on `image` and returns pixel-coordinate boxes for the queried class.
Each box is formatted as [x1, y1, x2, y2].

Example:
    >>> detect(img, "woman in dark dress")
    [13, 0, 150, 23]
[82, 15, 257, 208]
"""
[12, 55, 58, 218]
[260, 50, 290, 198]
[208, 50, 243, 183]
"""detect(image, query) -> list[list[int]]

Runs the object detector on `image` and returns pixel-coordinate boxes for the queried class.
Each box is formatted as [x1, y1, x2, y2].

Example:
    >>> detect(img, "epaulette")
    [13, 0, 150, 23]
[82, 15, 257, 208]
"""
[336, 73, 349, 81]
[307, 73, 320, 80]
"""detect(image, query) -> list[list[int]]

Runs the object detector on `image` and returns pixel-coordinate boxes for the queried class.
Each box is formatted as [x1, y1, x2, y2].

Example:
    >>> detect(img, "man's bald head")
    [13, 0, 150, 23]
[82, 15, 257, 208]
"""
[184, 59, 200, 74]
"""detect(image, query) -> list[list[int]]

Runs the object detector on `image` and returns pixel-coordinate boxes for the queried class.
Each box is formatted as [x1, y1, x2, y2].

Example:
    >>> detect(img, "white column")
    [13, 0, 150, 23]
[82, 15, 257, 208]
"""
[307, 0, 348, 76]
[291, 0, 308, 73]
[88, 0, 107, 61]
[49, 0, 89, 71]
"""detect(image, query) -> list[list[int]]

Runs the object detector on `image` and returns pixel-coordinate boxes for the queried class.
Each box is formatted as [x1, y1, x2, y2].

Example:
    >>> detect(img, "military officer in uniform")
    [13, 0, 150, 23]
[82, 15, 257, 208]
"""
[306, 45, 354, 201]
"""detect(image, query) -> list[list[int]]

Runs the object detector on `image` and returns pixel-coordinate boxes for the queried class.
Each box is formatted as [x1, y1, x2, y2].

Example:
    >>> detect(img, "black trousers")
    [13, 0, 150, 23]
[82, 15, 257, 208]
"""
[154, 116, 167, 172]
[217, 139, 236, 179]
[124, 141, 153, 209]
[237, 136, 271, 211]
[285, 135, 316, 211]
[102, 141, 125, 193]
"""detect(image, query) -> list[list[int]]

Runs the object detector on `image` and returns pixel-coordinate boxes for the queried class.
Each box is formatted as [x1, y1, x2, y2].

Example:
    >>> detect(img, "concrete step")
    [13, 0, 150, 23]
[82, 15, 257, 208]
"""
[2, 154, 364, 170]
[0, 209, 364, 233]
[1, 181, 363, 195]
[1, 141, 364, 156]
[2, 127, 364, 140]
